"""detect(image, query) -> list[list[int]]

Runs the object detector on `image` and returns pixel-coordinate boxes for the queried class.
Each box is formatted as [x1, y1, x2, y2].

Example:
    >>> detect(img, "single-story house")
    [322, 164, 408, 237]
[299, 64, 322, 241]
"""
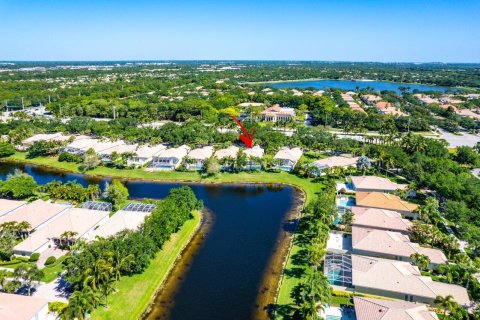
[99, 142, 138, 162]
[360, 94, 382, 105]
[184, 146, 214, 170]
[351, 176, 407, 193]
[0, 199, 71, 232]
[352, 255, 470, 306]
[272, 147, 303, 172]
[85, 203, 155, 241]
[0, 292, 49, 320]
[60, 137, 100, 154]
[310, 156, 359, 176]
[149, 145, 190, 170]
[243, 145, 264, 170]
[215, 145, 239, 171]
[0, 199, 26, 217]
[352, 226, 447, 267]
[87, 140, 124, 154]
[20, 132, 72, 150]
[353, 296, 439, 320]
[351, 207, 412, 234]
[14, 207, 109, 256]
[355, 192, 419, 218]
[127, 144, 167, 167]
[260, 105, 295, 122]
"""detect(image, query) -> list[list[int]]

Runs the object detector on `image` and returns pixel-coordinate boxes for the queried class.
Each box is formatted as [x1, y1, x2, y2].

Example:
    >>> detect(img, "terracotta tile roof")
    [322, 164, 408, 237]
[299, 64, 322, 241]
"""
[356, 192, 418, 213]
[351, 176, 407, 192]
[351, 207, 412, 233]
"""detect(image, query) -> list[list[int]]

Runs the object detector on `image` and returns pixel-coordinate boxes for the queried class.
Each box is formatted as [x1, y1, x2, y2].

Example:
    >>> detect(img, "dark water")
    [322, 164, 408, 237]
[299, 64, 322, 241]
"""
[268, 79, 447, 93]
[0, 163, 297, 320]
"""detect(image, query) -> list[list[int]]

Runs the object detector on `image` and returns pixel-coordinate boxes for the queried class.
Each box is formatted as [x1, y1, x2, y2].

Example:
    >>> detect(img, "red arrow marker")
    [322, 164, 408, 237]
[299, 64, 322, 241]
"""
[230, 116, 255, 148]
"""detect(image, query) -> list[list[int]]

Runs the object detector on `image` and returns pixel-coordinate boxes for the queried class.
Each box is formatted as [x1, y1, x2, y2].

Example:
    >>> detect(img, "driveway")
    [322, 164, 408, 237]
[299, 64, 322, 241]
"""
[32, 276, 70, 303]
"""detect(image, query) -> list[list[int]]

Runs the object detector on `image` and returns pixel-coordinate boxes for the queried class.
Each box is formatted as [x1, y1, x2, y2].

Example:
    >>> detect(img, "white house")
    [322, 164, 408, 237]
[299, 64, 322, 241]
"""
[99, 142, 138, 162]
[127, 144, 167, 167]
[184, 146, 214, 170]
[272, 147, 303, 172]
[60, 136, 99, 154]
[0, 292, 49, 320]
[351, 176, 407, 193]
[243, 145, 264, 170]
[261, 105, 295, 122]
[149, 145, 190, 170]
[215, 145, 239, 171]
[310, 156, 359, 176]
[20, 132, 72, 150]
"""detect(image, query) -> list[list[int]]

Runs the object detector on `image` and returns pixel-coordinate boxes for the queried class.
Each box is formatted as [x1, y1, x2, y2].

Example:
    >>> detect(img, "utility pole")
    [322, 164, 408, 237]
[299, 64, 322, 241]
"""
[113, 106, 116, 120]
[48, 95, 51, 104]
[21, 97, 24, 110]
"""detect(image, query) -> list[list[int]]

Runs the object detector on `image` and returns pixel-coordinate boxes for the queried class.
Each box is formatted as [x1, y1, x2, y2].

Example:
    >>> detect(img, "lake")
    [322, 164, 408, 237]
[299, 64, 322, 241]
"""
[267, 79, 447, 93]
[0, 163, 300, 320]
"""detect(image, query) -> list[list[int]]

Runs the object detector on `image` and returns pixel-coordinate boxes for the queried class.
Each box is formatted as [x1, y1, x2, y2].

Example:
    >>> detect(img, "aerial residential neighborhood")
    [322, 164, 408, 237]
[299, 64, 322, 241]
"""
[0, 1, 479, 320]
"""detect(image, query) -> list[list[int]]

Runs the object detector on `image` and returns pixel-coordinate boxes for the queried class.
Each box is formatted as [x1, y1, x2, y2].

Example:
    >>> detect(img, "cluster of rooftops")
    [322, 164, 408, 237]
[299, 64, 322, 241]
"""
[0, 198, 156, 258]
[20, 133, 306, 171]
[324, 175, 471, 318]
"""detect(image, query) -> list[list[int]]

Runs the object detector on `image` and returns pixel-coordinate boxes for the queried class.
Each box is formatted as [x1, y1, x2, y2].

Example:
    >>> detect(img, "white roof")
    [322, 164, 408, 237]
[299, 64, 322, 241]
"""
[274, 147, 303, 162]
[351, 176, 407, 191]
[352, 255, 470, 306]
[157, 145, 190, 159]
[64, 137, 99, 150]
[89, 140, 124, 153]
[0, 199, 26, 217]
[86, 210, 150, 241]
[311, 156, 359, 169]
[0, 199, 70, 230]
[133, 144, 167, 158]
[14, 208, 109, 253]
[215, 145, 240, 160]
[0, 292, 48, 320]
[187, 146, 214, 160]
[99, 142, 138, 155]
[244, 145, 264, 158]
[22, 132, 71, 145]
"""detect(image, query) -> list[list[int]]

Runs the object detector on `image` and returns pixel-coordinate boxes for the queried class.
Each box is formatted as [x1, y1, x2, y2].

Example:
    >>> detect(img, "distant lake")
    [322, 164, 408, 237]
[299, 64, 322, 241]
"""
[267, 79, 447, 93]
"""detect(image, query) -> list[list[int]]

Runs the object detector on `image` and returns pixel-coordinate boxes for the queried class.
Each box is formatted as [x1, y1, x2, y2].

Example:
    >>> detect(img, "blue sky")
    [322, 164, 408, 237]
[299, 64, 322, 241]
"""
[1, 0, 479, 62]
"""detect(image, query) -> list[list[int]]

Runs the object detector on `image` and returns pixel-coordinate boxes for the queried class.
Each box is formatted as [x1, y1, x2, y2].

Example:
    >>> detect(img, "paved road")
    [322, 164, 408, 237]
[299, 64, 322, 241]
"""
[435, 129, 480, 148]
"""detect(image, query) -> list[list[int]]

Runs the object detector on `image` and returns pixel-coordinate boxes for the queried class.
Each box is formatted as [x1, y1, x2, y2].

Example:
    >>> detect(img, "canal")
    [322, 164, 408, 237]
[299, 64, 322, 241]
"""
[0, 163, 301, 320]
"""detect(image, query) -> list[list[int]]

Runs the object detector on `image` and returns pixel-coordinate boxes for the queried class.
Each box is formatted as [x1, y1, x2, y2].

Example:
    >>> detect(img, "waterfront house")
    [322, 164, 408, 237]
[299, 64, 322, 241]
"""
[20, 132, 72, 150]
[375, 101, 407, 116]
[243, 145, 264, 170]
[149, 145, 190, 170]
[88, 139, 124, 154]
[184, 146, 214, 171]
[351, 207, 412, 234]
[260, 105, 295, 122]
[14, 207, 109, 256]
[0, 199, 26, 217]
[351, 255, 469, 306]
[127, 144, 167, 167]
[0, 292, 49, 320]
[86, 203, 155, 241]
[353, 296, 439, 320]
[0, 199, 71, 233]
[351, 176, 407, 193]
[99, 142, 138, 163]
[215, 145, 239, 171]
[355, 192, 418, 218]
[352, 226, 447, 267]
[309, 156, 359, 176]
[272, 147, 303, 172]
[60, 136, 100, 155]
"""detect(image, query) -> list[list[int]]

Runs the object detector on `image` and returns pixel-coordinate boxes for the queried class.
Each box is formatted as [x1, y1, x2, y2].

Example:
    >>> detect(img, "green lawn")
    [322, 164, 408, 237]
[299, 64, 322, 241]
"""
[5, 153, 326, 318]
[90, 210, 201, 320]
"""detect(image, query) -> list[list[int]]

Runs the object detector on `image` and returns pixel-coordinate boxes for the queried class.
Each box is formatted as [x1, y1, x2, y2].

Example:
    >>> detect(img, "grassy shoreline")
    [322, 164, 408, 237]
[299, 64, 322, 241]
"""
[90, 210, 202, 320]
[3, 152, 324, 317]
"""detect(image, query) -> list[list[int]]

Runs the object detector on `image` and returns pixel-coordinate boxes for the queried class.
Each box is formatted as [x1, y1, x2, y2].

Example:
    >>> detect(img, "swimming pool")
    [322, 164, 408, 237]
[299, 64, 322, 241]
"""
[337, 197, 356, 207]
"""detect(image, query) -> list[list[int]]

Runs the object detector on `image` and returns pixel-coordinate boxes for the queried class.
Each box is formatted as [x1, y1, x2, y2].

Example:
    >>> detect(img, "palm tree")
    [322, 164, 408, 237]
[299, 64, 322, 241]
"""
[434, 295, 458, 315]
[0, 269, 9, 289]
[106, 251, 134, 281]
[410, 253, 430, 271]
[295, 300, 320, 320]
[17, 221, 31, 239]
[415, 197, 441, 224]
[61, 287, 97, 320]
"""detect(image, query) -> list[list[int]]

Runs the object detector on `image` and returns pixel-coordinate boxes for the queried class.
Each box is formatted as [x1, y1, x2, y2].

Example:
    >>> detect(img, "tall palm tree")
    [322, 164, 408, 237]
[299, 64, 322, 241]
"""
[61, 288, 97, 320]
[410, 253, 430, 271]
[0, 269, 9, 289]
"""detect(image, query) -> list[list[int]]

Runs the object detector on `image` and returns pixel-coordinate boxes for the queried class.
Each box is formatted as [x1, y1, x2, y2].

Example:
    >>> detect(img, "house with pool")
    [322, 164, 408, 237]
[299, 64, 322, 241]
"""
[272, 147, 303, 172]
[127, 144, 167, 167]
[352, 296, 438, 320]
[149, 145, 190, 170]
[351, 207, 412, 234]
[243, 145, 264, 170]
[184, 146, 214, 170]
[350, 176, 407, 194]
[215, 145, 239, 171]
[99, 141, 138, 163]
